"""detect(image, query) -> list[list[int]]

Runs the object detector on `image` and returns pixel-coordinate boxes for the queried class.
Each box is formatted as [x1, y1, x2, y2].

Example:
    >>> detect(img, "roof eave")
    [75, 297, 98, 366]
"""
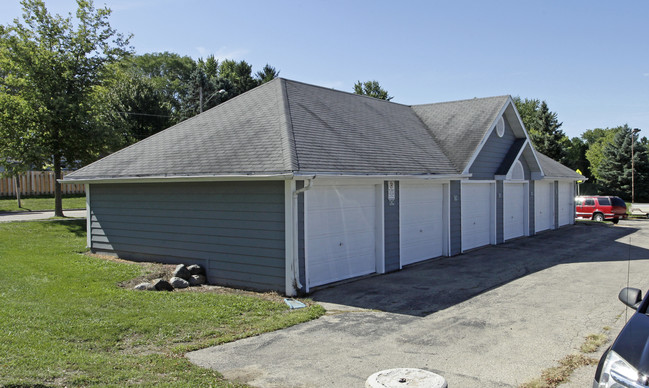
[60, 172, 296, 185]
[61, 171, 472, 185]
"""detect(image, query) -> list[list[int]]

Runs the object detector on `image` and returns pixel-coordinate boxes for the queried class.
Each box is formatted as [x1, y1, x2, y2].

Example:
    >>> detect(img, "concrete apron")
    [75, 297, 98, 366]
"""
[187, 220, 649, 388]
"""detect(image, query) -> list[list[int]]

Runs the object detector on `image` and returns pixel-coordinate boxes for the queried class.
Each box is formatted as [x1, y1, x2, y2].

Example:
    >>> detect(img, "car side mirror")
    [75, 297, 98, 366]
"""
[619, 287, 643, 310]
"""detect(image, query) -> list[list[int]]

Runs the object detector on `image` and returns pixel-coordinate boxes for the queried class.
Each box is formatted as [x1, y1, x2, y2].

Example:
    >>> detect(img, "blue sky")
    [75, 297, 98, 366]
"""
[1, 0, 648, 139]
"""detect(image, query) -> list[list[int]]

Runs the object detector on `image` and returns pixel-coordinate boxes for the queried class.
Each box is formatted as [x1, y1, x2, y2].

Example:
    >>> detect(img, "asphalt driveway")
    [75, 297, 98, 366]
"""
[188, 220, 649, 387]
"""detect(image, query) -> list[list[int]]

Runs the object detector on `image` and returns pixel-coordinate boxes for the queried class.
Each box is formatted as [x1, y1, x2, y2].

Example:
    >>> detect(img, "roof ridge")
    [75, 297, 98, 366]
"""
[278, 77, 411, 107]
[277, 78, 299, 171]
[413, 94, 511, 108]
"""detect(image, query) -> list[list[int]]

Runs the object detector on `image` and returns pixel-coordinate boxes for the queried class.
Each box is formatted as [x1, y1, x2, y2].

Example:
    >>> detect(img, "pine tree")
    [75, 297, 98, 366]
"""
[513, 97, 568, 162]
[598, 126, 649, 201]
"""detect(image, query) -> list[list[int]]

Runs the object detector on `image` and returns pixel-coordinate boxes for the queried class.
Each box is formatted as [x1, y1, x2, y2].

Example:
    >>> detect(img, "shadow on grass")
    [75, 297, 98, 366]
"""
[51, 219, 86, 237]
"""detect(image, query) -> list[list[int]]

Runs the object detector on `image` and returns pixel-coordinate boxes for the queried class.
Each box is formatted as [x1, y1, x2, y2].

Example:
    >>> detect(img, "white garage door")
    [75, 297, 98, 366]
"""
[558, 182, 574, 226]
[306, 184, 377, 288]
[462, 183, 493, 251]
[400, 183, 444, 266]
[504, 183, 527, 240]
[535, 181, 554, 232]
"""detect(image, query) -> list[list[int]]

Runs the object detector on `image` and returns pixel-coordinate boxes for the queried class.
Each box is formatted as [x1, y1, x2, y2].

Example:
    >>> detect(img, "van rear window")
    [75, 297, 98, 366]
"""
[611, 197, 626, 207]
[598, 198, 611, 205]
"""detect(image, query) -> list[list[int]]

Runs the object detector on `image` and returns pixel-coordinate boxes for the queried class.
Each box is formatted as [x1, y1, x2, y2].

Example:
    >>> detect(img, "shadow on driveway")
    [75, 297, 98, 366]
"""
[311, 221, 649, 317]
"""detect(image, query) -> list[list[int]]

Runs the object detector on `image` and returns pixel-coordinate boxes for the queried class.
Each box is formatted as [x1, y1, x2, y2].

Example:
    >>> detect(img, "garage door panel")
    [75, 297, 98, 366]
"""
[306, 185, 377, 288]
[462, 183, 493, 251]
[400, 184, 444, 266]
[308, 208, 374, 235]
[558, 182, 573, 226]
[504, 183, 526, 241]
[535, 182, 554, 232]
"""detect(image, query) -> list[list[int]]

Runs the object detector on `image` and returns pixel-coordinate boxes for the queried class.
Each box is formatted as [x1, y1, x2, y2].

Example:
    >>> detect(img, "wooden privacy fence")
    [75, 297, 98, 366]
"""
[0, 171, 85, 197]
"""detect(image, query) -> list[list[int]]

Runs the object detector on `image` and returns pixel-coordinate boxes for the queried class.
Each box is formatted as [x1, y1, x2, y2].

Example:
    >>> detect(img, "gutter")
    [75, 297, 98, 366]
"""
[60, 171, 471, 185]
[58, 173, 295, 185]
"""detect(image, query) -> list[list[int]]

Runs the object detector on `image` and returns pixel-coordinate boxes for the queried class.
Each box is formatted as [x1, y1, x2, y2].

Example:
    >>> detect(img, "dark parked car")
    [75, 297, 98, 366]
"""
[576, 196, 628, 224]
[593, 287, 649, 387]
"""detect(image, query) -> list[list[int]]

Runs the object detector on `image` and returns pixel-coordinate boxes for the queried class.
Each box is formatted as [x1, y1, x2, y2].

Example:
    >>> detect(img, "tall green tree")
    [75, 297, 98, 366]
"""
[583, 127, 622, 181]
[127, 52, 195, 123]
[95, 64, 173, 145]
[353, 80, 393, 101]
[0, 0, 131, 216]
[181, 56, 235, 117]
[597, 125, 649, 201]
[219, 59, 258, 95]
[255, 64, 280, 84]
[513, 97, 568, 162]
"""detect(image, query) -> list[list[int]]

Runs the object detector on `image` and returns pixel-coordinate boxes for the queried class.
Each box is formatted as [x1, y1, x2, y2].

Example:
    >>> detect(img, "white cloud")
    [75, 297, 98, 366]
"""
[194, 46, 249, 61]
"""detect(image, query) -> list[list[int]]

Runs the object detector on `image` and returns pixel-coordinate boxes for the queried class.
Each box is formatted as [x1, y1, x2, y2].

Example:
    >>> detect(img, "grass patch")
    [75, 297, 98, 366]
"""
[521, 354, 598, 388]
[0, 195, 86, 212]
[580, 333, 607, 353]
[0, 220, 325, 387]
[519, 331, 608, 388]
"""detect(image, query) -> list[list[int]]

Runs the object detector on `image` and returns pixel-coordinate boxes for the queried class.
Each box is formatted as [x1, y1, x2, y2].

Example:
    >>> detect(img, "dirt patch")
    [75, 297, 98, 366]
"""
[85, 252, 287, 303]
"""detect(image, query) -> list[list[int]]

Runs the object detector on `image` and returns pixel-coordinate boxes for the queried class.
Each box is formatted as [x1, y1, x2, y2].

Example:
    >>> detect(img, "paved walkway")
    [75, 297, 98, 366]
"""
[0, 209, 86, 222]
[188, 219, 649, 387]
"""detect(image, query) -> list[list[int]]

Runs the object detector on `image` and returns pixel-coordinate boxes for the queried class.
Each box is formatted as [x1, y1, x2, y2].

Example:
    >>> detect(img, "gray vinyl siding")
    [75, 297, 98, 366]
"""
[449, 180, 462, 255]
[89, 181, 286, 292]
[384, 181, 400, 272]
[297, 181, 306, 290]
[469, 116, 516, 179]
[496, 181, 504, 244]
[528, 181, 536, 235]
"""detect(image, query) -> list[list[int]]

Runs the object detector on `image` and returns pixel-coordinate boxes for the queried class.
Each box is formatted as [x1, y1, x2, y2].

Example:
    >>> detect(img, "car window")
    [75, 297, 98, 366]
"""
[612, 197, 626, 207]
[585, 199, 595, 206]
[575, 198, 583, 205]
[598, 198, 611, 206]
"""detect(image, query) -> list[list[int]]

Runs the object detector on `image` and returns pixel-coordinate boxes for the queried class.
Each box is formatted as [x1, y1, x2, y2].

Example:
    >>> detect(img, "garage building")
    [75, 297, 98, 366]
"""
[63, 78, 583, 295]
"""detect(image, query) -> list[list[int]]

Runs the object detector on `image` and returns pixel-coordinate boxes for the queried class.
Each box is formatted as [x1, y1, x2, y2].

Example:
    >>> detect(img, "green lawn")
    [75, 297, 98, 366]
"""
[0, 195, 87, 212]
[0, 220, 324, 387]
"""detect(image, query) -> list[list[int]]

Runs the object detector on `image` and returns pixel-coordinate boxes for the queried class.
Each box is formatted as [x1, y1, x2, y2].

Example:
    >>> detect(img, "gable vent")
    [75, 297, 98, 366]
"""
[509, 160, 524, 180]
[496, 117, 505, 137]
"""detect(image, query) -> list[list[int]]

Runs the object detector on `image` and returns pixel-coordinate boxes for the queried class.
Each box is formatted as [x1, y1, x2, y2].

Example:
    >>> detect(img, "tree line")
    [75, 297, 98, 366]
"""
[513, 98, 649, 202]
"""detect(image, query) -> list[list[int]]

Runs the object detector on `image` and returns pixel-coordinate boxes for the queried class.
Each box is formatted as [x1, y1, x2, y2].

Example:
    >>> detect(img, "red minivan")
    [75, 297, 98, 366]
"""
[575, 196, 628, 224]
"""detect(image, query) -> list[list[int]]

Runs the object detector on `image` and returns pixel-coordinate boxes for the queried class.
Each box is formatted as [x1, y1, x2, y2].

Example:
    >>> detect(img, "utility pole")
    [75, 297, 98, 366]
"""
[632, 128, 641, 206]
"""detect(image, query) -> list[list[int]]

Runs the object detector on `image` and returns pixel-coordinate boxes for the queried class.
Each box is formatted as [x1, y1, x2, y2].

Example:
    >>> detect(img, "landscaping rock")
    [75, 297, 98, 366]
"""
[187, 264, 205, 276]
[189, 274, 207, 286]
[170, 276, 190, 289]
[153, 278, 174, 291]
[134, 282, 156, 291]
[173, 264, 191, 280]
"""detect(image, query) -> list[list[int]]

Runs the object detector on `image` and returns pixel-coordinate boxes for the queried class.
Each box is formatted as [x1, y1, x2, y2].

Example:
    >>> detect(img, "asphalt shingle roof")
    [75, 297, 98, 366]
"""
[536, 152, 583, 179]
[64, 78, 578, 182]
[68, 79, 291, 180]
[284, 80, 457, 174]
[411, 96, 510, 172]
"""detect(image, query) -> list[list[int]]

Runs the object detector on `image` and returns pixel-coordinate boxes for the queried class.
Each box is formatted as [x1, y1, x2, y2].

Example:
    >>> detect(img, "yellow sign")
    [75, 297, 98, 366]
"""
[576, 169, 583, 183]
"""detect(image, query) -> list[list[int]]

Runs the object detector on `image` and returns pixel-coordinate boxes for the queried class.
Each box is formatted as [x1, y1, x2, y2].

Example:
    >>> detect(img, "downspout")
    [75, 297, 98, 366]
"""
[294, 177, 314, 196]
[292, 176, 315, 292]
